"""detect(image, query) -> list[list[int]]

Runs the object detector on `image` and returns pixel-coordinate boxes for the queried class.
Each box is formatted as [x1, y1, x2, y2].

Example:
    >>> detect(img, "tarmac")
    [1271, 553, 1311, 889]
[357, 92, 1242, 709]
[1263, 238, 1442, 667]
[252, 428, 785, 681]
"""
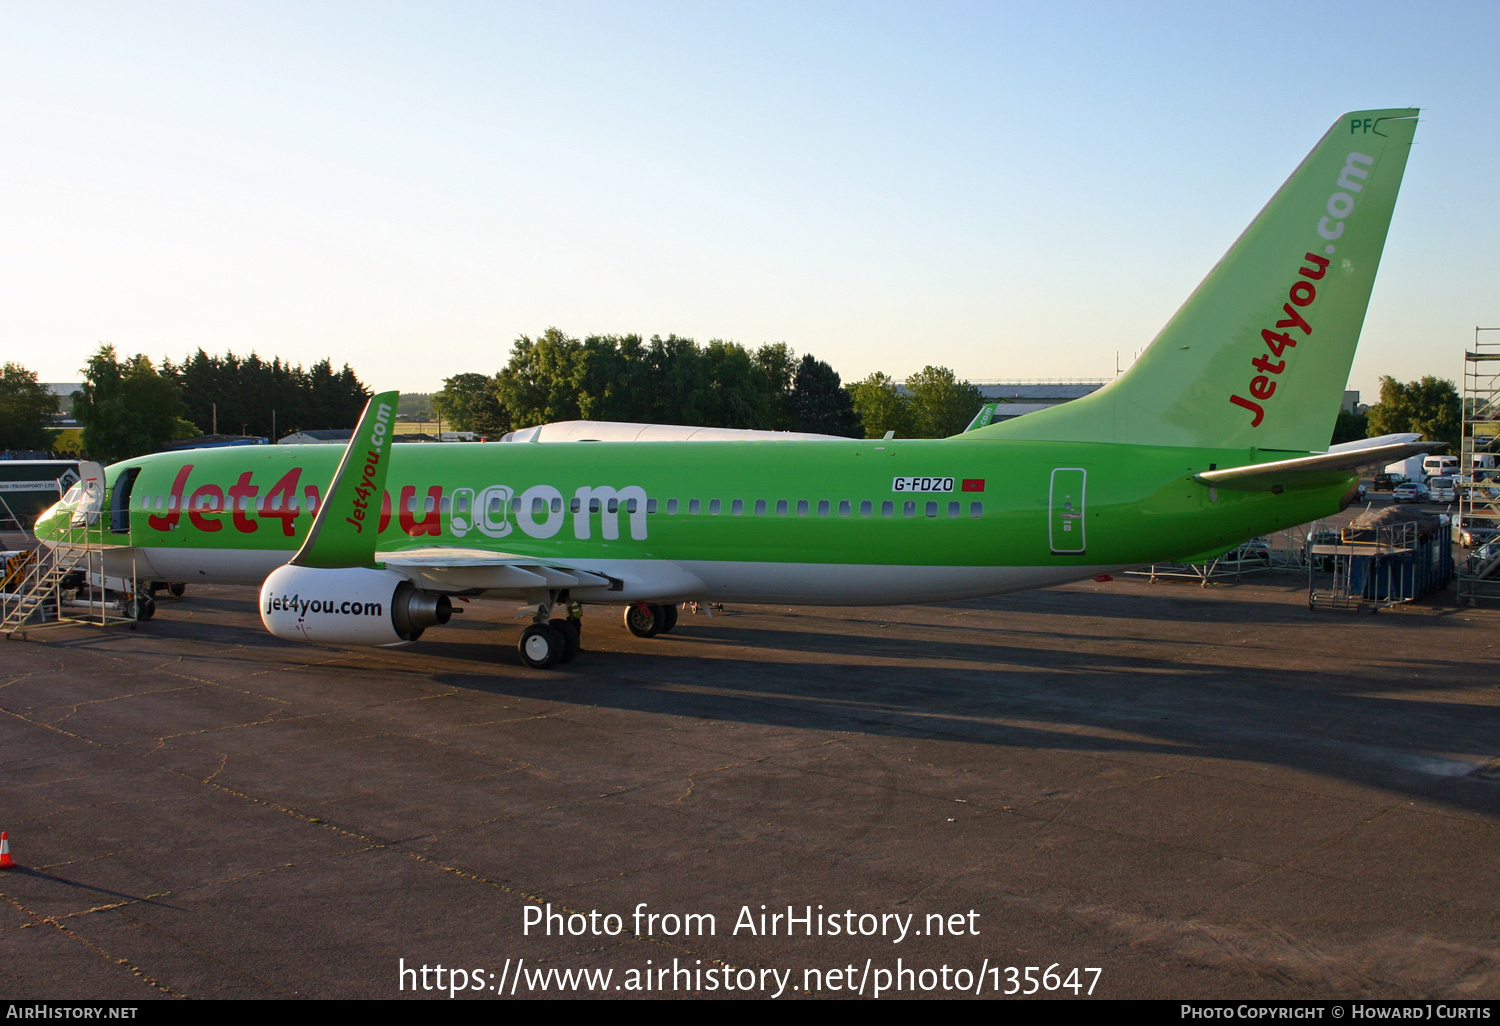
[2, 562, 1498, 999]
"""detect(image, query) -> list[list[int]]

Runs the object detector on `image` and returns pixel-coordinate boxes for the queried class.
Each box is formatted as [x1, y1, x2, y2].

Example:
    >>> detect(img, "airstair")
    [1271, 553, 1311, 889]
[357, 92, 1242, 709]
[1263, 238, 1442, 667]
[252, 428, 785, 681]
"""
[0, 467, 139, 638]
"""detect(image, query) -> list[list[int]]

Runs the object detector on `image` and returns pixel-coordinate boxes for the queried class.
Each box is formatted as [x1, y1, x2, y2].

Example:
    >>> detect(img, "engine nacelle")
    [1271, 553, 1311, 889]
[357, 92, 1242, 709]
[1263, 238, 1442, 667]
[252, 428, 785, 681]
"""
[260, 564, 452, 647]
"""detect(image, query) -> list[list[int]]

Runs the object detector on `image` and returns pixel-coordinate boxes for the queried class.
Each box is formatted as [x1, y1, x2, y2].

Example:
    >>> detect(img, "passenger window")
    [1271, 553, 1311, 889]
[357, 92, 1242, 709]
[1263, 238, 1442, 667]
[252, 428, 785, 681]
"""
[970, 501, 983, 518]
[489, 497, 503, 515]
[607, 498, 618, 513]
[731, 499, 743, 515]
[590, 498, 601, 513]
[510, 497, 521, 514]
[689, 499, 701, 514]
[797, 500, 809, 516]
[551, 497, 563, 513]
[777, 500, 789, 516]
[904, 501, 916, 518]
[947, 501, 959, 518]
[667, 498, 679, 514]
[882, 501, 894, 517]
[817, 500, 830, 516]
[427, 495, 438, 513]
[570, 497, 581, 513]
[838, 501, 851, 517]
[532, 497, 546, 514]
[754, 499, 767, 515]
[925, 501, 938, 518]
[626, 498, 638, 513]
[860, 500, 872, 517]
[709, 499, 721, 515]
[457, 496, 470, 513]
[647, 498, 658, 513]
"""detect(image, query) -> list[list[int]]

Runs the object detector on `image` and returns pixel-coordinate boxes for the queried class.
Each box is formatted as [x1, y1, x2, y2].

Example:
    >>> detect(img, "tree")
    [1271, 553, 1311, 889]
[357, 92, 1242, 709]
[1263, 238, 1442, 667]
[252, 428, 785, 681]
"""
[0, 363, 58, 451]
[1365, 376, 1461, 452]
[787, 355, 862, 437]
[904, 366, 984, 438]
[163, 349, 370, 437]
[752, 343, 797, 430]
[846, 371, 912, 439]
[432, 373, 510, 437]
[74, 345, 197, 462]
[1331, 408, 1368, 446]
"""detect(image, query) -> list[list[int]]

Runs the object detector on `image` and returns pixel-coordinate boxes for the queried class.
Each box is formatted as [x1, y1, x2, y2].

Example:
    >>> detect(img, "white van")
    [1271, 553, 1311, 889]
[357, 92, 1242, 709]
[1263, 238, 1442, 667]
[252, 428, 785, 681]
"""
[1423, 455, 1459, 479]
[1429, 476, 1456, 503]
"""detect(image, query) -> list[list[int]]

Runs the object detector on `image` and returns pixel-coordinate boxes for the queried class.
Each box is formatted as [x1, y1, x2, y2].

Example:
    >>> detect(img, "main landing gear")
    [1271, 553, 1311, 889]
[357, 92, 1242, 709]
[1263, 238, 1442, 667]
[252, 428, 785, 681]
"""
[623, 602, 678, 638]
[516, 596, 583, 670]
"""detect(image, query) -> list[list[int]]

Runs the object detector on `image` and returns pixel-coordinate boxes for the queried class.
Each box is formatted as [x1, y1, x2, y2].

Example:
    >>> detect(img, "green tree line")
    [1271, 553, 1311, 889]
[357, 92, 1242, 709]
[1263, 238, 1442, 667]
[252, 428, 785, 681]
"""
[433, 328, 986, 441]
[61, 344, 371, 463]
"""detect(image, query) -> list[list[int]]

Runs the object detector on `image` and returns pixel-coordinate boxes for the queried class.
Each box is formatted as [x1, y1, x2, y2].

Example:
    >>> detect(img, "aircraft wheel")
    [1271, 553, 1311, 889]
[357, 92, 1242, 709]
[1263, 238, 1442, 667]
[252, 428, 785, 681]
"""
[624, 603, 662, 638]
[549, 618, 580, 663]
[168, 582, 186, 597]
[519, 623, 564, 668]
[657, 603, 678, 634]
[128, 594, 156, 621]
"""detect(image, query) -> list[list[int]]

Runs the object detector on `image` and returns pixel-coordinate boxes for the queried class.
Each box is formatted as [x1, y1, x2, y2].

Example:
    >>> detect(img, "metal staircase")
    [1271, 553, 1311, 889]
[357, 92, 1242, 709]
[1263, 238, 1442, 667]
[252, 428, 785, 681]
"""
[0, 469, 137, 638]
[1458, 326, 1500, 605]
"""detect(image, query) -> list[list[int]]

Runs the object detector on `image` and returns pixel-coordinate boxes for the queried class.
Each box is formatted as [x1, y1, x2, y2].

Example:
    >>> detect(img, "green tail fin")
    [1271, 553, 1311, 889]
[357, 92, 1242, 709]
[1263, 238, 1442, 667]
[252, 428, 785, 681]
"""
[971, 109, 1418, 452]
[290, 390, 398, 568]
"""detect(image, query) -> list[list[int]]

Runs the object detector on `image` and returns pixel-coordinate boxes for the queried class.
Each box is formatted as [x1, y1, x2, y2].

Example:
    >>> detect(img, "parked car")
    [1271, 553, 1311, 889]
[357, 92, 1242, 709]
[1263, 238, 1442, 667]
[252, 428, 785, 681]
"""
[1466, 538, 1500, 578]
[1391, 481, 1430, 503]
[1460, 524, 1500, 548]
[1224, 538, 1271, 564]
[1308, 530, 1342, 572]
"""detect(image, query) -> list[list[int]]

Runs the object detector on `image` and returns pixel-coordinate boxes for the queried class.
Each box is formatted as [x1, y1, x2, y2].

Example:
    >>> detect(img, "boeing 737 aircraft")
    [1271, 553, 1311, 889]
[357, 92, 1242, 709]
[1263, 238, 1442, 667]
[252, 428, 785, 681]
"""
[36, 109, 1432, 669]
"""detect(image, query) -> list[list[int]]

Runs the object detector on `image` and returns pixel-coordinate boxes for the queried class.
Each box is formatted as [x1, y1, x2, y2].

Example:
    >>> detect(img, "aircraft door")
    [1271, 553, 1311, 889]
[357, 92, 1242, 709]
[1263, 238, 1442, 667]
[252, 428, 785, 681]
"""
[1048, 468, 1086, 555]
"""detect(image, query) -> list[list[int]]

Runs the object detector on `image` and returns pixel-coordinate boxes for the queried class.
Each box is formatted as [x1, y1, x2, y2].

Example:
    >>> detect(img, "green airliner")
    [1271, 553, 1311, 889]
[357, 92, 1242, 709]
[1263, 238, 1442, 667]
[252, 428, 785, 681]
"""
[36, 109, 1433, 669]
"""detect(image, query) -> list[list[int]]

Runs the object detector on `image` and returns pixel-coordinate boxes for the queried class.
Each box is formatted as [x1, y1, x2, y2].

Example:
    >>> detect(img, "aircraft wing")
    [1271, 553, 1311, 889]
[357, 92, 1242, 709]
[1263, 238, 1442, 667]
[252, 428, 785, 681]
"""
[1193, 436, 1444, 492]
[377, 547, 619, 590]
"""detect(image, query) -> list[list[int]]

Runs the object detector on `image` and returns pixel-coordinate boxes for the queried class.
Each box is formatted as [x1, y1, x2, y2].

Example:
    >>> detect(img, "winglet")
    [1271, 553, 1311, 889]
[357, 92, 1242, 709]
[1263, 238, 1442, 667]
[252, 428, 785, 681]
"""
[290, 391, 398, 568]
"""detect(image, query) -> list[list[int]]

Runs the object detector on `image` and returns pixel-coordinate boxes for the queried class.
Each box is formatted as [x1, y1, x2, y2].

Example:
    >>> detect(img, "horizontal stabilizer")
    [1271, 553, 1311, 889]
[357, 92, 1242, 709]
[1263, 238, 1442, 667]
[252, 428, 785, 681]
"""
[1195, 437, 1443, 492]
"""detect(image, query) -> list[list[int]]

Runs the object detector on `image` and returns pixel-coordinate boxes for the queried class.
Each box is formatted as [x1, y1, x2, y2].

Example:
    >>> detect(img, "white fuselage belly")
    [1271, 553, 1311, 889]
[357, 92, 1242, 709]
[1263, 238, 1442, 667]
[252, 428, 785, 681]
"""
[125, 546, 1118, 606]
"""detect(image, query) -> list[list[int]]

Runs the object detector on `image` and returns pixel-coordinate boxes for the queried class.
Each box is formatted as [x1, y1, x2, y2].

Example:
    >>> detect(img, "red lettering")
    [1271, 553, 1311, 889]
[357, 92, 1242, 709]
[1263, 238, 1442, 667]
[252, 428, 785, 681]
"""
[1230, 394, 1264, 427]
[259, 467, 303, 537]
[1299, 252, 1330, 279]
[1289, 281, 1316, 306]
[1251, 355, 1286, 374]
[1276, 303, 1312, 335]
[399, 485, 443, 537]
[147, 465, 193, 531]
[187, 484, 224, 532]
[1249, 376, 1276, 401]
[227, 472, 259, 533]
[1261, 329, 1298, 357]
[379, 490, 392, 533]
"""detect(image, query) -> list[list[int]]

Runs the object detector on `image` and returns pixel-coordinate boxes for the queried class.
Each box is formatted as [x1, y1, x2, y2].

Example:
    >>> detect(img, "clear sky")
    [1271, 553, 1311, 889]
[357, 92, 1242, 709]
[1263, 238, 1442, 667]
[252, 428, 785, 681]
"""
[3, 1, 1496, 400]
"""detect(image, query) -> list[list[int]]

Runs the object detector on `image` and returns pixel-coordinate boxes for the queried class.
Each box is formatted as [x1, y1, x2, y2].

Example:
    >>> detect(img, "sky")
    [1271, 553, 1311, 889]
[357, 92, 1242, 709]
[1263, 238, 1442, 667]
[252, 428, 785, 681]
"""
[3, 1, 1497, 400]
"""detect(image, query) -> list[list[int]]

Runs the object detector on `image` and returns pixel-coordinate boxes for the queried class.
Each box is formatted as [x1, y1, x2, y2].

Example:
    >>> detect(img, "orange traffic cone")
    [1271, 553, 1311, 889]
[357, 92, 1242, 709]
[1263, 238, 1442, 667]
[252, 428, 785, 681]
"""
[0, 832, 13, 869]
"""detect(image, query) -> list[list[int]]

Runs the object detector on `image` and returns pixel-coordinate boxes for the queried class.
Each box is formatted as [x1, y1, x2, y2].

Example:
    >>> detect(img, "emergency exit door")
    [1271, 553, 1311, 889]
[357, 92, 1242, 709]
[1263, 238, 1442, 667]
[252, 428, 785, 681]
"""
[1049, 468, 1086, 555]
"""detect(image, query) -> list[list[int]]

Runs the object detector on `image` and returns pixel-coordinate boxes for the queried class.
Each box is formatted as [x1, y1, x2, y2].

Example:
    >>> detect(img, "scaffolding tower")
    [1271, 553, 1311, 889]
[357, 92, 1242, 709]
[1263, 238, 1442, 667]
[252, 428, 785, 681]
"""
[1458, 326, 1500, 605]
